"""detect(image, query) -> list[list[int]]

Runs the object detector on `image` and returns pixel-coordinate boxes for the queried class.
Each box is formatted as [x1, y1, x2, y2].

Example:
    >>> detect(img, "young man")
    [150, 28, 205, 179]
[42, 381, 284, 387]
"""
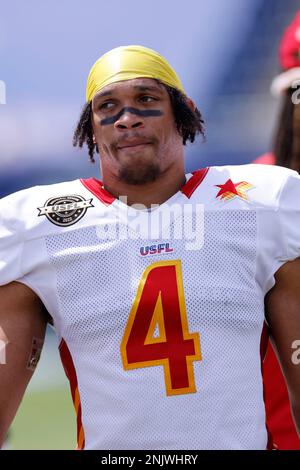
[254, 12, 300, 449]
[0, 45, 299, 450]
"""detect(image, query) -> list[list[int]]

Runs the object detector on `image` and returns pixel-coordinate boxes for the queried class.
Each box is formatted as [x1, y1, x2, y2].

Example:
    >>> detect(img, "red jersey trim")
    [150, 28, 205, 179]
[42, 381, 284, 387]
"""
[59, 338, 85, 450]
[259, 322, 276, 450]
[80, 178, 115, 206]
[181, 168, 209, 199]
[81, 168, 209, 206]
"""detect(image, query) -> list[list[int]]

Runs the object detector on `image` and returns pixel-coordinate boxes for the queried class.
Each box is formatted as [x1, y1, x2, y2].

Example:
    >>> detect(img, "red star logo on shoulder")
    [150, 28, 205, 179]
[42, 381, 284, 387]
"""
[215, 179, 254, 201]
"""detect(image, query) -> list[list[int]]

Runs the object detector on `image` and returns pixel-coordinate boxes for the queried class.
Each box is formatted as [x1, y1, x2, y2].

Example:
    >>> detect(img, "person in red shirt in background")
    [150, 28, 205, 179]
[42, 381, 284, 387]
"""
[254, 11, 300, 449]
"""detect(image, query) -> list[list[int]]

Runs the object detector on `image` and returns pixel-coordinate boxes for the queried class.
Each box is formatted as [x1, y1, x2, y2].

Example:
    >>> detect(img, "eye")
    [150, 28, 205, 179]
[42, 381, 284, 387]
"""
[99, 101, 115, 110]
[140, 95, 157, 103]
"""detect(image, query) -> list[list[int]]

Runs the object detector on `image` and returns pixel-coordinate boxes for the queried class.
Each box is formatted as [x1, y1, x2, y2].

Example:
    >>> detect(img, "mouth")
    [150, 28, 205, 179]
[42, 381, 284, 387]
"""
[117, 140, 153, 150]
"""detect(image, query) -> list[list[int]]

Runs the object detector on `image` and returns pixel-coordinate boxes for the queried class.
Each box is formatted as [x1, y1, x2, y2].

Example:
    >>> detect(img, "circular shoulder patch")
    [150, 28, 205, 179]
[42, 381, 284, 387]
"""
[37, 195, 94, 226]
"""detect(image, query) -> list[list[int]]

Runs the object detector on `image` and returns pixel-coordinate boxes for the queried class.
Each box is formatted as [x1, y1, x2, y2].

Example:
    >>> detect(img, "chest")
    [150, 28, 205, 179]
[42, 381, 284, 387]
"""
[44, 209, 261, 340]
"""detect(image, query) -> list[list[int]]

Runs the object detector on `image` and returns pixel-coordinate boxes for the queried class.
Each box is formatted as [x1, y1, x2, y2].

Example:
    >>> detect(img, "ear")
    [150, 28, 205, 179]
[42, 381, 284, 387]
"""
[185, 97, 196, 112]
[93, 135, 97, 144]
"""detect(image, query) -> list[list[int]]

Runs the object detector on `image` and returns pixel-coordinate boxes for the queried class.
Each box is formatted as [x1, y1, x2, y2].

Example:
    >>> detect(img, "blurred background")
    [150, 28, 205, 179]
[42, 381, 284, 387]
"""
[0, 0, 299, 449]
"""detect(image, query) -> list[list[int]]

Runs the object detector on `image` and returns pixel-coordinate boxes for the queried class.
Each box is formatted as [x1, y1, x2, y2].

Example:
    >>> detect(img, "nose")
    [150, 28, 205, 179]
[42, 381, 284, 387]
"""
[114, 109, 145, 130]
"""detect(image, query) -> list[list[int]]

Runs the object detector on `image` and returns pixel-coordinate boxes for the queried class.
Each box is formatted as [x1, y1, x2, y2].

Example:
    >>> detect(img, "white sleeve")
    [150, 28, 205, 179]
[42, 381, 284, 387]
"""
[278, 170, 300, 262]
[0, 194, 24, 286]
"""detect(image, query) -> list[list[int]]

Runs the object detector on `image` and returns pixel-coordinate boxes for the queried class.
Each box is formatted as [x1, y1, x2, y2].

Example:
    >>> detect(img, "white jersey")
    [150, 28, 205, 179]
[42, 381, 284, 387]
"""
[0, 164, 300, 450]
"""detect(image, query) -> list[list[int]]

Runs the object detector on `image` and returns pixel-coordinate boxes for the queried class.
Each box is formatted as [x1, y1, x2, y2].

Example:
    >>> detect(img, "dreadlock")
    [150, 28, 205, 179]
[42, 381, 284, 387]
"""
[73, 101, 95, 162]
[163, 83, 205, 145]
[273, 86, 300, 173]
[73, 82, 205, 163]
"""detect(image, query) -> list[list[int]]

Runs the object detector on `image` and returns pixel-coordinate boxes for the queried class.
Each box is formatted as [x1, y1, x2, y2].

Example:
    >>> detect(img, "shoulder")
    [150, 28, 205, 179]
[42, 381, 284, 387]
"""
[0, 179, 87, 232]
[193, 164, 299, 209]
[207, 163, 295, 183]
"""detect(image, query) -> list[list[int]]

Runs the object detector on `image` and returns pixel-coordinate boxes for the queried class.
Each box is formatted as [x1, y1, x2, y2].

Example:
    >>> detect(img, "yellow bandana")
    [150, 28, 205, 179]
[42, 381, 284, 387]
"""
[86, 45, 185, 102]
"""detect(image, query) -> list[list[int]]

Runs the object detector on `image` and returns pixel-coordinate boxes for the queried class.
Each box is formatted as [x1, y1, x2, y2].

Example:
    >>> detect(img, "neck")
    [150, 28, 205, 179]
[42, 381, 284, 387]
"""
[101, 162, 186, 208]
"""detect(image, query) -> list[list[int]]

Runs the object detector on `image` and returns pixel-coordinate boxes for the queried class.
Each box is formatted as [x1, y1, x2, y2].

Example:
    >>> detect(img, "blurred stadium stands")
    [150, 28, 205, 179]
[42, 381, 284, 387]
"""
[191, 0, 300, 169]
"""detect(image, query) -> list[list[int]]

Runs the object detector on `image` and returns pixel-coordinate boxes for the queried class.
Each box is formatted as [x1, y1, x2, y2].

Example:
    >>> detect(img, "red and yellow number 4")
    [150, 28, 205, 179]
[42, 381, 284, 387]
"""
[120, 260, 201, 396]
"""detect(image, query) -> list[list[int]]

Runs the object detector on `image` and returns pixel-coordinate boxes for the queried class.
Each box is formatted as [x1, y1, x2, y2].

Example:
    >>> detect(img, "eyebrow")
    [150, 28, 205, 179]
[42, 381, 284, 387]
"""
[94, 90, 115, 100]
[93, 84, 164, 102]
[132, 85, 163, 93]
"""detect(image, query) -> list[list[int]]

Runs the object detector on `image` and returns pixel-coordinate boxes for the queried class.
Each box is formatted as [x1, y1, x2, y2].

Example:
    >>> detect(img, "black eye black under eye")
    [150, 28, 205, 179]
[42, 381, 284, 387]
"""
[100, 107, 163, 126]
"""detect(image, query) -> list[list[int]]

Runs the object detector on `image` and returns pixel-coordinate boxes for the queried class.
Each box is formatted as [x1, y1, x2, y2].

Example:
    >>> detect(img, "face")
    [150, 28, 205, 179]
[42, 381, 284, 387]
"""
[91, 78, 183, 184]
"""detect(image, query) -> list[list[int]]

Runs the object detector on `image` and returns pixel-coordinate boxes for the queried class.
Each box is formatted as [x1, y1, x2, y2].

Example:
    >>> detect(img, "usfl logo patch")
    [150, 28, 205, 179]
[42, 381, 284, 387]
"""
[38, 195, 93, 226]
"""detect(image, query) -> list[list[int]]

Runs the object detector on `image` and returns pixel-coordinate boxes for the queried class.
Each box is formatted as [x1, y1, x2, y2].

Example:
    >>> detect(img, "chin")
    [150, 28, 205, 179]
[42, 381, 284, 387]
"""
[118, 162, 161, 185]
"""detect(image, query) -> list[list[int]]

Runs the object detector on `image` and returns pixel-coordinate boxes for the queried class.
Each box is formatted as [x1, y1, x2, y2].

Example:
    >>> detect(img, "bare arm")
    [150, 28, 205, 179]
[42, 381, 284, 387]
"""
[0, 281, 48, 446]
[265, 257, 300, 435]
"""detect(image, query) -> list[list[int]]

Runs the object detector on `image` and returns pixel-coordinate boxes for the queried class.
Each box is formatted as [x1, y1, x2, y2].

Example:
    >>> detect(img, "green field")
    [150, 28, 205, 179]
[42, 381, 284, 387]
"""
[10, 387, 76, 450]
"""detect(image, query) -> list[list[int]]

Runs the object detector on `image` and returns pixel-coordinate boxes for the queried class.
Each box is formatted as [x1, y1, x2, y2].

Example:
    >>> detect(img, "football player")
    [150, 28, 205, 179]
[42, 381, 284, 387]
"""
[0, 45, 299, 449]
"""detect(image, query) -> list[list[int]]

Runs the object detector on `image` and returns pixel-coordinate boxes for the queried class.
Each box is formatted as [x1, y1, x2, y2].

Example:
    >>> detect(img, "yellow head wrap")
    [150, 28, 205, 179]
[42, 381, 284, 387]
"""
[86, 45, 185, 102]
